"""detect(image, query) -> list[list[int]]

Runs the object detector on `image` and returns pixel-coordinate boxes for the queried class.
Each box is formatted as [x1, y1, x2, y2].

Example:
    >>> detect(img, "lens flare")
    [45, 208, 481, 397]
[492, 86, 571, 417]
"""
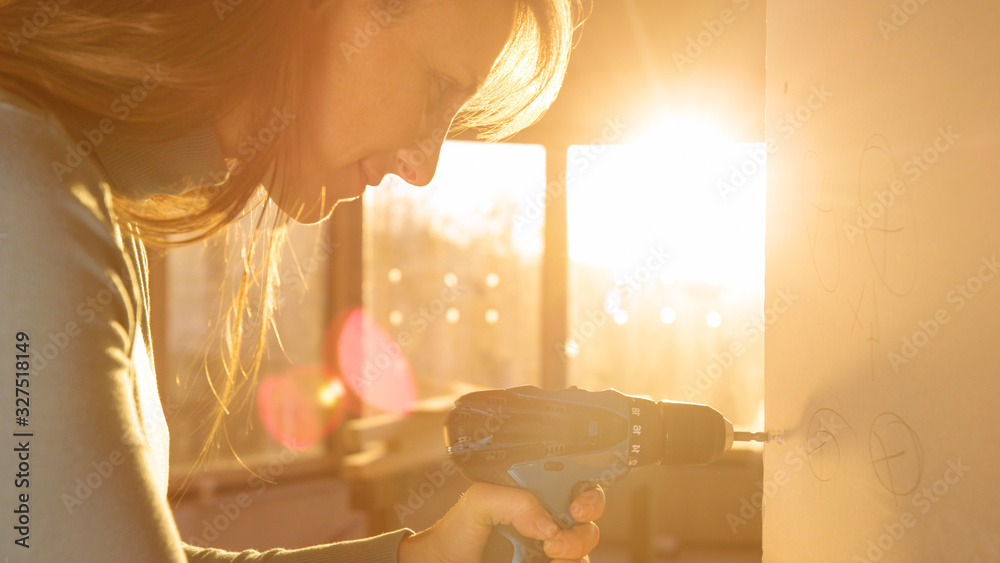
[326, 307, 417, 414]
[256, 365, 348, 451]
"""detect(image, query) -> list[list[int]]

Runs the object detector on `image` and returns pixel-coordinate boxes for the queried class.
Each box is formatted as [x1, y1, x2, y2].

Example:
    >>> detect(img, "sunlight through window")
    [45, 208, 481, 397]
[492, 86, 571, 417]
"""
[566, 117, 766, 427]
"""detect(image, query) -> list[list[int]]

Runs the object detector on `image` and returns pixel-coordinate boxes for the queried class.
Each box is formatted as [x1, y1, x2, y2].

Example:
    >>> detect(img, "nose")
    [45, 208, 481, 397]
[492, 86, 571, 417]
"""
[395, 95, 467, 186]
[395, 129, 446, 187]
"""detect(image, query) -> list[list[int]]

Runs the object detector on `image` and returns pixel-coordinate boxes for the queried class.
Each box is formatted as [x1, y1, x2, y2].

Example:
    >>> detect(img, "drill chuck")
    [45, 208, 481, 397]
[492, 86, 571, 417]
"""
[658, 400, 734, 465]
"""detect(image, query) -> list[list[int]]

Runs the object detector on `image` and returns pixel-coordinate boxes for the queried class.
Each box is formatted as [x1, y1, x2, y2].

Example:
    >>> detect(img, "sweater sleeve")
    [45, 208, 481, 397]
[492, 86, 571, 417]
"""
[0, 92, 192, 561]
[182, 529, 412, 562]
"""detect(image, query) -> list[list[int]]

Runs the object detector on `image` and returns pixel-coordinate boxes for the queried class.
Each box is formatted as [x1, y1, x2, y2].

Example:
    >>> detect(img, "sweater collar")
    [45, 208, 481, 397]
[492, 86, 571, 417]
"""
[0, 86, 229, 200]
[92, 123, 230, 201]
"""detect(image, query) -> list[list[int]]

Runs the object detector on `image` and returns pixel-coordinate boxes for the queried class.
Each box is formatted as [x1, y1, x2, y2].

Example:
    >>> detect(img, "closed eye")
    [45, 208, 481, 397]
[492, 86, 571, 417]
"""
[434, 73, 458, 105]
[429, 71, 474, 118]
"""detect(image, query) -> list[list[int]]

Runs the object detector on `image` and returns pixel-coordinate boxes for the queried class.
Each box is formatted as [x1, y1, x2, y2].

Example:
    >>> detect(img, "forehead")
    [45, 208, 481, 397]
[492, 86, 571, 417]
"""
[398, 0, 516, 85]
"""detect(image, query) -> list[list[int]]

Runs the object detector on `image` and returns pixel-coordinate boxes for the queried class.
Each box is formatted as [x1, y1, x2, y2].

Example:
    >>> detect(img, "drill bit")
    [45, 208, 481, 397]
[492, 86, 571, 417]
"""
[733, 431, 773, 443]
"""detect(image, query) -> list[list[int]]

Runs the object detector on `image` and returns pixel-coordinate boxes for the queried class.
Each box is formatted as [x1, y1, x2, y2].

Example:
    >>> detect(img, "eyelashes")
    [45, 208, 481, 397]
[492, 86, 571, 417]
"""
[433, 73, 457, 105]
[437, 74, 453, 93]
[428, 72, 472, 121]
[433, 74, 476, 120]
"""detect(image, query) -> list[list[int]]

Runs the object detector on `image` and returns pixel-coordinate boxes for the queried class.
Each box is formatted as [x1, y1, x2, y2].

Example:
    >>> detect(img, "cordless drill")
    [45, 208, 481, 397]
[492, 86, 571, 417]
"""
[443, 385, 770, 563]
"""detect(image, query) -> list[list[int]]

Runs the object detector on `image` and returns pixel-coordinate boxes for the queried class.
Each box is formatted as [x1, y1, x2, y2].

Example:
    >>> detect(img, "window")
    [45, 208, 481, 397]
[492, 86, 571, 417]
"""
[566, 136, 766, 429]
[357, 141, 548, 408]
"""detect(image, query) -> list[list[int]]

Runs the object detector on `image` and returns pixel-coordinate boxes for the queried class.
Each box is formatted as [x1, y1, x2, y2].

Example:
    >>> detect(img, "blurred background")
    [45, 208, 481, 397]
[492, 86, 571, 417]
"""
[155, 1, 767, 561]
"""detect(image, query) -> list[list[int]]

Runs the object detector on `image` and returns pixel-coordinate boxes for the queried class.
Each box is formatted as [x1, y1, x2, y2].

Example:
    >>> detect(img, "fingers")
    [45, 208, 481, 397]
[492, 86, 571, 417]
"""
[570, 486, 606, 522]
[544, 521, 599, 560]
[461, 483, 603, 560]
[548, 485, 604, 560]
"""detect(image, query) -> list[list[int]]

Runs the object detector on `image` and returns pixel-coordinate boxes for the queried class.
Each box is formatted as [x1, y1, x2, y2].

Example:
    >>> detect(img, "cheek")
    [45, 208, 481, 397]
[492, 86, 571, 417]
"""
[326, 72, 428, 162]
[304, 16, 427, 165]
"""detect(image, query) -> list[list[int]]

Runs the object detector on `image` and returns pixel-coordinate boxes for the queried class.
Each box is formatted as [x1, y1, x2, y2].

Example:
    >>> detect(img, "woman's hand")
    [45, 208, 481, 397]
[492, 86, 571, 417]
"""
[398, 482, 605, 563]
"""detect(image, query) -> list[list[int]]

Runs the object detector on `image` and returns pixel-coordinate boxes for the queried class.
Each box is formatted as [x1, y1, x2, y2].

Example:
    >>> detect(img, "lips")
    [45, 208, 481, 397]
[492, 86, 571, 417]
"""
[397, 159, 418, 184]
[360, 162, 382, 187]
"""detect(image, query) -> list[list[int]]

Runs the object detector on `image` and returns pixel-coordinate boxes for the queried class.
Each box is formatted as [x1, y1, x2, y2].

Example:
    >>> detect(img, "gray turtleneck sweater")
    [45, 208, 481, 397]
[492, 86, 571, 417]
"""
[0, 88, 409, 561]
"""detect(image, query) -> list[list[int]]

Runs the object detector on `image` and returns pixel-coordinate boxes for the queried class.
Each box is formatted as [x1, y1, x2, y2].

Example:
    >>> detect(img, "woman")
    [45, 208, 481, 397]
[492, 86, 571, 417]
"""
[0, 0, 604, 561]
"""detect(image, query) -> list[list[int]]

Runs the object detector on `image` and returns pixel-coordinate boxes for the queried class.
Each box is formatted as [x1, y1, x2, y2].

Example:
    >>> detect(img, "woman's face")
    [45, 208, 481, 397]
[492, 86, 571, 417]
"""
[282, 0, 517, 222]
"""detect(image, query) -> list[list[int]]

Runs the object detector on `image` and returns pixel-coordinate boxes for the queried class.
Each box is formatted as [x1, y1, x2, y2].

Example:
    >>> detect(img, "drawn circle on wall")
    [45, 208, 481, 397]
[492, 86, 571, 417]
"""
[869, 412, 924, 496]
[801, 152, 841, 292]
[807, 408, 852, 481]
[857, 134, 918, 297]
[807, 431, 839, 481]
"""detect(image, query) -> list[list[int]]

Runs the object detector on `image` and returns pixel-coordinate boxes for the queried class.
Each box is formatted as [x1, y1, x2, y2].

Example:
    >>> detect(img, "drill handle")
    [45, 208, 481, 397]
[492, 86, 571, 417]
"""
[483, 491, 582, 563]
[482, 524, 550, 563]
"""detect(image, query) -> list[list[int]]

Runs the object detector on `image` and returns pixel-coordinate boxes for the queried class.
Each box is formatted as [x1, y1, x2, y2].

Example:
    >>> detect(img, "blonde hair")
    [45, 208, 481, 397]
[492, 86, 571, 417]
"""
[0, 0, 579, 477]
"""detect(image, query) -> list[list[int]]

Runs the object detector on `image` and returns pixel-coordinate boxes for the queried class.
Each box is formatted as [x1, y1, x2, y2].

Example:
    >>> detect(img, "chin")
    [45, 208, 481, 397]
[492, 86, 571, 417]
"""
[283, 198, 342, 224]
[272, 161, 370, 222]
[274, 185, 366, 224]
[292, 204, 334, 224]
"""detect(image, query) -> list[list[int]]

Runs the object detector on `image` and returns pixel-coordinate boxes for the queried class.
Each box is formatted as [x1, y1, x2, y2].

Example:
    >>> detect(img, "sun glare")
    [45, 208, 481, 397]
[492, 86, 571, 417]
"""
[628, 113, 735, 149]
[567, 114, 765, 290]
[566, 114, 767, 427]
